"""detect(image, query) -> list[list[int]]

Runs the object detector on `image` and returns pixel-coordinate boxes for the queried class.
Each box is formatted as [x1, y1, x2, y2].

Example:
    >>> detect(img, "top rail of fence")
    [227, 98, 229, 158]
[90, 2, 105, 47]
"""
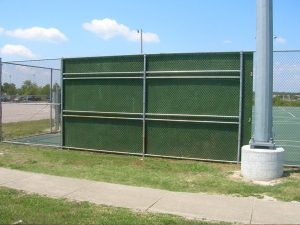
[1, 62, 60, 71]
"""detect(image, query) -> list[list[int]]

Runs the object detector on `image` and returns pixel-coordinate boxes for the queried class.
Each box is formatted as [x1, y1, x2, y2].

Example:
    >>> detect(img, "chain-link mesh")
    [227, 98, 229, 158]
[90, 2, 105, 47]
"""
[64, 79, 143, 113]
[1, 59, 61, 146]
[62, 52, 253, 161]
[273, 51, 300, 166]
[146, 53, 240, 72]
[146, 121, 238, 160]
[63, 117, 143, 153]
[147, 79, 240, 115]
[2, 52, 298, 165]
[63, 55, 144, 74]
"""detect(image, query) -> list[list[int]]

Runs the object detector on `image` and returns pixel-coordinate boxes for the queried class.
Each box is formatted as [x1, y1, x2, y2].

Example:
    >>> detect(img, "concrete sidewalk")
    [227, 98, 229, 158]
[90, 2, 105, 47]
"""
[0, 168, 299, 224]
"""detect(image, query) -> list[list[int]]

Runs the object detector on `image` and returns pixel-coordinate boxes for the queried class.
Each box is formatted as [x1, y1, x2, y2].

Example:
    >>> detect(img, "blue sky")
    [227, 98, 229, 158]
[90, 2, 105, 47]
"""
[0, 0, 299, 61]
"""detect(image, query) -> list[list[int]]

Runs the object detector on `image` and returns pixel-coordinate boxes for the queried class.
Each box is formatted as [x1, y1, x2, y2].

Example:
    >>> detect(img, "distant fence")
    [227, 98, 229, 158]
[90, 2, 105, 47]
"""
[271, 50, 300, 166]
[0, 59, 61, 143]
[62, 52, 253, 162]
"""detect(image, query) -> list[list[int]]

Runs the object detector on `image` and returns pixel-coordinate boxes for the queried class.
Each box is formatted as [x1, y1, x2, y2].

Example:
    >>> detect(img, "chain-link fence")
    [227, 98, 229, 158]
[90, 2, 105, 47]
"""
[1, 51, 299, 166]
[62, 52, 253, 162]
[0, 59, 61, 147]
[272, 50, 300, 166]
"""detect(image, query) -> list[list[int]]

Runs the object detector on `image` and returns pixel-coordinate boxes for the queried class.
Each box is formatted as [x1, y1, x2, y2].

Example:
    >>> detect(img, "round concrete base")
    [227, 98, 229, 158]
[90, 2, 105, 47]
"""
[241, 145, 284, 181]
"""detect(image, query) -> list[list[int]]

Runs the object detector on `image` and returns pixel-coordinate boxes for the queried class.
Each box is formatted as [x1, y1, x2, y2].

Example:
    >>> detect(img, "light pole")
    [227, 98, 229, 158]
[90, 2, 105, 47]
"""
[137, 29, 143, 54]
[252, 0, 274, 147]
[241, 0, 284, 181]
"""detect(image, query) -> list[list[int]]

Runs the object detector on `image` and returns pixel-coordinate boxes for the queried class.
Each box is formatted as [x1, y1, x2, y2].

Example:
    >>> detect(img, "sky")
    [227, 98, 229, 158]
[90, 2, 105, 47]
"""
[0, 0, 299, 92]
[0, 0, 299, 61]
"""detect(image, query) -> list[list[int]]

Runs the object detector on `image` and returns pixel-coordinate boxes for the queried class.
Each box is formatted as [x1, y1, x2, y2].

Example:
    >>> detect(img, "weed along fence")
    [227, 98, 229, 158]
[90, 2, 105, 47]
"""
[62, 52, 253, 162]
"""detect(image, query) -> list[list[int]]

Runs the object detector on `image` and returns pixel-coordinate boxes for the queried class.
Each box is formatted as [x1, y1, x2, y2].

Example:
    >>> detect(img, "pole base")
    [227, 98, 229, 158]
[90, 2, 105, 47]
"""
[241, 145, 284, 181]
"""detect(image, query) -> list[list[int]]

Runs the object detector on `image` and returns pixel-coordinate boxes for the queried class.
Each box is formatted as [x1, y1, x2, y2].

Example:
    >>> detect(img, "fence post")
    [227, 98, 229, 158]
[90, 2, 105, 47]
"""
[142, 54, 147, 158]
[237, 52, 244, 162]
[53, 85, 61, 132]
[0, 58, 2, 142]
[50, 68, 53, 133]
[60, 58, 64, 147]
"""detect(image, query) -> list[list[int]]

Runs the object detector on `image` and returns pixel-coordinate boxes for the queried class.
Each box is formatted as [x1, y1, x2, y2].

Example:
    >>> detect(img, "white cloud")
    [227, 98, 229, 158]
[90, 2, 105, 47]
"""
[274, 36, 286, 44]
[275, 63, 300, 75]
[16, 65, 34, 74]
[0, 44, 36, 58]
[83, 18, 160, 43]
[0, 27, 4, 34]
[5, 27, 68, 42]
[224, 40, 232, 44]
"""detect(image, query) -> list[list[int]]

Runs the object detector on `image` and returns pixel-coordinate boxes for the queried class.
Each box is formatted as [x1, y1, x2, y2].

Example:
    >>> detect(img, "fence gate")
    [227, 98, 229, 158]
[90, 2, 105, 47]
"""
[62, 52, 253, 162]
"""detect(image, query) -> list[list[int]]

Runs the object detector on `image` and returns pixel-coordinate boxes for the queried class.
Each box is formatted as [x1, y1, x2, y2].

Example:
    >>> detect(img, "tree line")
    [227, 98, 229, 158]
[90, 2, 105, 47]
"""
[2, 80, 60, 96]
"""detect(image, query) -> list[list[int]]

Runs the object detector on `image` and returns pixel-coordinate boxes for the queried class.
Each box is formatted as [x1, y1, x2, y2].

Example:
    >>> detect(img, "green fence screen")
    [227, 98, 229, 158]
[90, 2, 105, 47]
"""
[62, 52, 253, 162]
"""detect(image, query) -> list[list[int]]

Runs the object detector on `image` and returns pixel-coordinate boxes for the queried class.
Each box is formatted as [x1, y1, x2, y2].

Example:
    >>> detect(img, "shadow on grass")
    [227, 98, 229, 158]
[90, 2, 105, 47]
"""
[283, 168, 300, 177]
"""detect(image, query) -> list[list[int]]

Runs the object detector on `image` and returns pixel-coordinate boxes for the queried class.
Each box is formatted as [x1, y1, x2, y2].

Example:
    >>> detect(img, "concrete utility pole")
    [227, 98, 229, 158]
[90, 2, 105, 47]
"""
[241, 0, 284, 181]
[253, 0, 274, 147]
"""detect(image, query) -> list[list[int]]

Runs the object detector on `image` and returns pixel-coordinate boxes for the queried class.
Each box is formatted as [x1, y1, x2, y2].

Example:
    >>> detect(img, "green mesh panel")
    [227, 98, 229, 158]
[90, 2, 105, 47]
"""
[64, 117, 142, 153]
[147, 53, 240, 72]
[241, 53, 253, 148]
[63, 55, 144, 73]
[146, 121, 238, 161]
[64, 79, 143, 113]
[147, 78, 239, 115]
[62, 52, 253, 161]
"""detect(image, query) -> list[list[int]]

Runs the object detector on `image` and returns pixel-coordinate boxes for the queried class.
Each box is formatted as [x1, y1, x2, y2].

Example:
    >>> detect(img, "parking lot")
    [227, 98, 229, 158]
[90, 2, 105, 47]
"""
[2, 102, 52, 123]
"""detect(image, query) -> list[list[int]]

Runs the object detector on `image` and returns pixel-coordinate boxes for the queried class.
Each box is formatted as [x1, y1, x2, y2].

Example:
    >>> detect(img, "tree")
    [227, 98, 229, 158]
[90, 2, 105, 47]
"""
[19, 80, 39, 95]
[39, 84, 50, 96]
[2, 82, 17, 95]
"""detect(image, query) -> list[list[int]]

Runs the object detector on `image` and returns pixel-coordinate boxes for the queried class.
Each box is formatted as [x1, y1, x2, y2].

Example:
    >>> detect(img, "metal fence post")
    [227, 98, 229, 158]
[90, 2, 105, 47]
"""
[237, 52, 244, 162]
[142, 54, 147, 158]
[0, 58, 2, 142]
[60, 58, 64, 147]
[53, 85, 60, 132]
[50, 68, 53, 133]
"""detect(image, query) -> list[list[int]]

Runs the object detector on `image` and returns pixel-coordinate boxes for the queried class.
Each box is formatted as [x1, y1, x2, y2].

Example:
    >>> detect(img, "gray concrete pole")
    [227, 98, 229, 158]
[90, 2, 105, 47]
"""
[241, 0, 284, 181]
[252, 0, 274, 148]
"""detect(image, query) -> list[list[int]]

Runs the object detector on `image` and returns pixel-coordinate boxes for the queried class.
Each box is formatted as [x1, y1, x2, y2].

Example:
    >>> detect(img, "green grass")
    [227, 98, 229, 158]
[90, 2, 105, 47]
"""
[0, 187, 225, 225]
[0, 144, 299, 201]
[2, 119, 50, 140]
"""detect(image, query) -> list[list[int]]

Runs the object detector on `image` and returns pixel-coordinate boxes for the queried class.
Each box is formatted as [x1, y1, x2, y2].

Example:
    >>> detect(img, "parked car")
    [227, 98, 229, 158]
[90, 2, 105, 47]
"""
[26, 95, 42, 101]
[0, 96, 9, 102]
[13, 96, 25, 102]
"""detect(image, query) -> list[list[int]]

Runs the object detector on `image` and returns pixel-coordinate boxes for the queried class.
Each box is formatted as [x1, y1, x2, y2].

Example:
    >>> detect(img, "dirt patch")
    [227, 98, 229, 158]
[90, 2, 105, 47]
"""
[229, 170, 283, 186]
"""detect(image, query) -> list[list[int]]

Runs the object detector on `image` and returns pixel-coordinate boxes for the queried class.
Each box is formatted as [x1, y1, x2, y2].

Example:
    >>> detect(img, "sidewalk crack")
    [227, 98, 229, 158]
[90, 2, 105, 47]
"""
[61, 183, 91, 198]
[145, 193, 168, 212]
[249, 199, 255, 225]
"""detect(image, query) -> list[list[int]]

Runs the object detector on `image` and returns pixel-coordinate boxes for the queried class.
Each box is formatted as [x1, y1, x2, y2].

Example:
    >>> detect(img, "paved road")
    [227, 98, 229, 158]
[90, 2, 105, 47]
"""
[1, 103, 54, 123]
[0, 168, 299, 224]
